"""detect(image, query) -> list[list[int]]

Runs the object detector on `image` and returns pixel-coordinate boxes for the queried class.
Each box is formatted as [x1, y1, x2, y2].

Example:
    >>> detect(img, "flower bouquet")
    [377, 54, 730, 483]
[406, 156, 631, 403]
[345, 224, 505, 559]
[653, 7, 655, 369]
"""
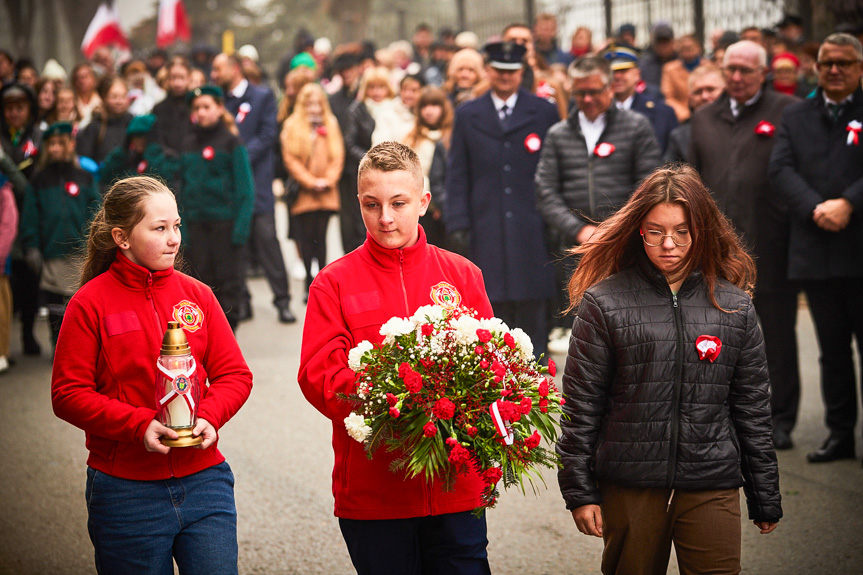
[342, 305, 565, 513]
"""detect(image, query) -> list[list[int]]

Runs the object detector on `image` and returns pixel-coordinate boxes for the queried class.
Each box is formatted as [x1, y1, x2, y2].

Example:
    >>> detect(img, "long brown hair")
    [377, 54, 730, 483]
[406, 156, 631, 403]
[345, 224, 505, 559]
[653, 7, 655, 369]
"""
[567, 164, 756, 312]
[403, 86, 454, 151]
[80, 176, 178, 286]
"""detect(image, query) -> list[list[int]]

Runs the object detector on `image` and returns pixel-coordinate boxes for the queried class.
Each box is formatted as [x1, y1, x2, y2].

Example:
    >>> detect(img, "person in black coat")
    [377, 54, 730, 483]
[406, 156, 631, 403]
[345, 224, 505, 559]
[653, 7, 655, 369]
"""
[152, 56, 194, 157]
[445, 42, 559, 358]
[76, 77, 133, 167]
[769, 33, 863, 465]
[559, 165, 780, 575]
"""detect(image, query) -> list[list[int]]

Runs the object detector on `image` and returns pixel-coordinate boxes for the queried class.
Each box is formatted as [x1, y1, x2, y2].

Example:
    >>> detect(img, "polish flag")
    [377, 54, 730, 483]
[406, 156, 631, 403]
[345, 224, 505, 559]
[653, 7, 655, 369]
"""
[157, 0, 191, 48]
[81, 2, 130, 59]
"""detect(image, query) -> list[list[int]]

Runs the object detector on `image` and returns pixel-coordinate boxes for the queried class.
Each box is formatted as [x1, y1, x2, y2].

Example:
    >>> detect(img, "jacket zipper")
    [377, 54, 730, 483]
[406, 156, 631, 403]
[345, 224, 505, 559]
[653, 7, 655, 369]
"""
[587, 155, 596, 217]
[667, 292, 683, 488]
[146, 273, 174, 478]
[398, 251, 409, 316]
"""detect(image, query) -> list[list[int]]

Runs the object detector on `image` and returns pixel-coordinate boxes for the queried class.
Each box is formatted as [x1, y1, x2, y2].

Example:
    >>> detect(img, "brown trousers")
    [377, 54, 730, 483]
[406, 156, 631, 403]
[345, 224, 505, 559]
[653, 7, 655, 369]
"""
[0, 276, 10, 357]
[599, 483, 741, 575]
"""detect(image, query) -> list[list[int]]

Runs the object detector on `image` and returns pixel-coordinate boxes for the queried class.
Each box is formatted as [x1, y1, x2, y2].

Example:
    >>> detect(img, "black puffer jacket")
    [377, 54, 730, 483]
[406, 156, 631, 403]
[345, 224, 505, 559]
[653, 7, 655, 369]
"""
[557, 256, 782, 523]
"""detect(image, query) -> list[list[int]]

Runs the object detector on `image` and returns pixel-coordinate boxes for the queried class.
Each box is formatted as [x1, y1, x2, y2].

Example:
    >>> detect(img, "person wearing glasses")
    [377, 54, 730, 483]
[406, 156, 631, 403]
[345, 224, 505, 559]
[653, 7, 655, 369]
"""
[558, 164, 781, 575]
[689, 40, 800, 452]
[535, 55, 660, 353]
[769, 33, 863, 465]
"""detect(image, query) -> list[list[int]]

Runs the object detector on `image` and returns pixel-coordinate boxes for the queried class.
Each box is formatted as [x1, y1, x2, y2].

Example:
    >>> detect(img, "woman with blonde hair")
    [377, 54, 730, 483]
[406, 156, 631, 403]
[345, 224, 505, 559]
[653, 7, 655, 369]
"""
[443, 48, 485, 107]
[281, 83, 344, 298]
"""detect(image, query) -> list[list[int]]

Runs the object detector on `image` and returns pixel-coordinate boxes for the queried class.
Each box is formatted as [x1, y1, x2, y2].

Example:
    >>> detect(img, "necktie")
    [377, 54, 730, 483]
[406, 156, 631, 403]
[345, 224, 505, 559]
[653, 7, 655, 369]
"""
[829, 103, 843, 123]
[499, 104, 509, 127]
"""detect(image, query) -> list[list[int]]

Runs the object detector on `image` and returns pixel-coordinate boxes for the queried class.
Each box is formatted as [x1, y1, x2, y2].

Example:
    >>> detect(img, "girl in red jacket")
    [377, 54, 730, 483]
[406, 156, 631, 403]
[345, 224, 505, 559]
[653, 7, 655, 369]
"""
[51, 175, 253, 575]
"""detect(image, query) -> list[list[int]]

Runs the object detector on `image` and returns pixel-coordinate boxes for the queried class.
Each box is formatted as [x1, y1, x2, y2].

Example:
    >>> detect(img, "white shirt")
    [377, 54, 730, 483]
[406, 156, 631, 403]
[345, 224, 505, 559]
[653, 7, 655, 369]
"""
[230, 78, 249, 99]
[578, 111, 607, 153]
[491, 92, 518, 121]
[730, 89, 763, 117]
[616, 94, 635, 111]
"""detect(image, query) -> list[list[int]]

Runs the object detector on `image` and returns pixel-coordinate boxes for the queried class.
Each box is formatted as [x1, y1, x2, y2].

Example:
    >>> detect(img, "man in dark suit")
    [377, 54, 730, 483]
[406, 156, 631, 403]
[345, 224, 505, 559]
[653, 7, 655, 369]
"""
[445, 41, 559, 358]
[689, 40, 799, 450]
[604, 45, 678, 154]
[211, 53, 295, 324]
[769, 33, 863, 464]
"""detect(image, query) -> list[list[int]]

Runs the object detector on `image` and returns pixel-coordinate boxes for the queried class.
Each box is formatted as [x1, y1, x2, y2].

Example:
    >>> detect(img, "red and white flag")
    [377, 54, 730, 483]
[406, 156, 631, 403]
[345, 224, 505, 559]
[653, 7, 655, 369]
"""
[157, 0, 191, 48]
[81, 2, 130, 59]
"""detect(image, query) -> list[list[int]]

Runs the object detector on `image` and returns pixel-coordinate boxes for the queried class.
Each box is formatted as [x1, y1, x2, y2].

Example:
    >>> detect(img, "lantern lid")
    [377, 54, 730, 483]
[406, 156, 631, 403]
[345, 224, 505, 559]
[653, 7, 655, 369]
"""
[161, 321, 191, 355]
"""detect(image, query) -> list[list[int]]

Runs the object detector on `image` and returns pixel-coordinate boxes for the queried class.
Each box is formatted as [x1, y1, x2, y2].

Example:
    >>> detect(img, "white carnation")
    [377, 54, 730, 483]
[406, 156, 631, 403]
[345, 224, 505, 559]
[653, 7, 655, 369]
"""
[344, 412, 372, 443]
[348, 340, 374, 371]
[509, 327, 534, 359]
[450, 315, 482, 346]
[411, 304, 446, 325]
[380, 316, 416, 344]
[479, 317, 509, 335]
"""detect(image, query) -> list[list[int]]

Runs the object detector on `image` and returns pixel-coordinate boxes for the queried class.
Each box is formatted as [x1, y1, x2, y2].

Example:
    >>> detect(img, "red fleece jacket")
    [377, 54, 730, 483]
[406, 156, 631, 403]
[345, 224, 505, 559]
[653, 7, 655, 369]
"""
[52, 252, 253, 480]
[298, 226, 494, 519]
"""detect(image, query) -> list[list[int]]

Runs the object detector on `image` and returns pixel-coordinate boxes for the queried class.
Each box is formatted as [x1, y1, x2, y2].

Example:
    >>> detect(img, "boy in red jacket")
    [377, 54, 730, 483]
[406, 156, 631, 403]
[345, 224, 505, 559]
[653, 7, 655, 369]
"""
[298, 141, 494, 575]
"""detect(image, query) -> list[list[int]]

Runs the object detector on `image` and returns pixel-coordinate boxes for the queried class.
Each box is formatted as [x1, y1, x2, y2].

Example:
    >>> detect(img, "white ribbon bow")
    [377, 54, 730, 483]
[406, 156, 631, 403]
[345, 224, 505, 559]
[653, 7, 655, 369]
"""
[157, 358, 197, 411]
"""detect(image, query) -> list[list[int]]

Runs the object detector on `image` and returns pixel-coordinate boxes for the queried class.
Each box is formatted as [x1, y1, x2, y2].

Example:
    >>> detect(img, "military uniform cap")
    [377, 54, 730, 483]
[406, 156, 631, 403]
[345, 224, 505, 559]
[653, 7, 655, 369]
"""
[484, 41, 526, 70]
[603, 45, 641, 71]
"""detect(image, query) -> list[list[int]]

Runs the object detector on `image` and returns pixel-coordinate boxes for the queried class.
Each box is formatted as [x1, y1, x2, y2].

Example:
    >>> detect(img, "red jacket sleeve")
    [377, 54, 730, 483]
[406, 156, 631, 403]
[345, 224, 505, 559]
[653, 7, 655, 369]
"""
[51, 296, 156, 444]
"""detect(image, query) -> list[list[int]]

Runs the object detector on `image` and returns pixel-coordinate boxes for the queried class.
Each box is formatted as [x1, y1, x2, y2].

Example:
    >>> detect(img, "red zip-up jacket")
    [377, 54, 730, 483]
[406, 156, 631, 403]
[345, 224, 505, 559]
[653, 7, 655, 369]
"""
[299, 226, 494, 520]
[52, 252, 253, 480]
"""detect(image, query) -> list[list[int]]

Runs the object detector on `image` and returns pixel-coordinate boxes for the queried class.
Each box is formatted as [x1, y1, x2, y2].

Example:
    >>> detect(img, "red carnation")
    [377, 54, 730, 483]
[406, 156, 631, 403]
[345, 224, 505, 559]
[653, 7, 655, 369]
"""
[497, 400, 522, 422]
[474, 345, 484, 355]
[548, 358, 557, 377]
[404, 370, 423, 393]
[433, 397, 456, 420]
[519, 396, 533, 414]
[503, 333, 516, 349]
[482, 467, 503, 484]
[491, 361, 506, 378]
[423, 421, 438, 437]
[539, 398, 549, 413]
[386, 393, 398, 407]
[446, 437, 459, 447]
[466, 426, 478, 437]
[476, 328, 492, 343]
[560, 397, 566, 405]
[421, 323, 434, 336]
[389, 407, 401, 418]
[538, 380, 549, 397]
[448, 443, 471, 465]
[398, 362, 411, 378]
[480, 360, 489, 369]
[525, 431, 541, 450]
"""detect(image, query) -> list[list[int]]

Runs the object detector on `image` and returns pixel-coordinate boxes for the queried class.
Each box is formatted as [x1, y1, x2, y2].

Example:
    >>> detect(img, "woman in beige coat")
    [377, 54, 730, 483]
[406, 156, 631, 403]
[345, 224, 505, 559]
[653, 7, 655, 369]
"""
[281, 83, 344, 297]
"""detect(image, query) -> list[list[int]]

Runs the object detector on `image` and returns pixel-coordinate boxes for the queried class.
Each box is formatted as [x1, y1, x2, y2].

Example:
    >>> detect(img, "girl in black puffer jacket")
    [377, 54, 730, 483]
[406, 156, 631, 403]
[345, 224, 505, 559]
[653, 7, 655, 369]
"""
[557, 164, 781, 575]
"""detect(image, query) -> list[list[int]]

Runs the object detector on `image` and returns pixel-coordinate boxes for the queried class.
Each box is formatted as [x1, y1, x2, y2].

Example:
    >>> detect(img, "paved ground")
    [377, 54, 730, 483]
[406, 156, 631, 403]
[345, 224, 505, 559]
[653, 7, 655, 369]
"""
[1, 212, 862, 574]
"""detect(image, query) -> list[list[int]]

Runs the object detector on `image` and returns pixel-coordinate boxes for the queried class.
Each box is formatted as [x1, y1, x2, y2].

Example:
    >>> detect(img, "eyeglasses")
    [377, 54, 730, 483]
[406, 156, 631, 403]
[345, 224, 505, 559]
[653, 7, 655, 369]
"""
[572, 88, 607, 98]
[641, 229, 692, 247]
[722, 65, 762, 76]
[816, 60, 862, 71]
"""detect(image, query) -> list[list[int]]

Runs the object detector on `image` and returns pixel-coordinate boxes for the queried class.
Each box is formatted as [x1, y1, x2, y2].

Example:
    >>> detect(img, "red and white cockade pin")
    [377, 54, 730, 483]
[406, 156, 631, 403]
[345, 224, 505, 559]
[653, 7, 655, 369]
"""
[65, 181, 80, 197]
[22, 139, 38, 157]
[136, 160, 148, 173]
[695, 335, 722, 362]
[754, 120, 775, 137]
[202, 146, 214, 160]
[524, 133, 542, 153]
[236, 102, 251, 123]
[846, 120, 861, 146]
[594, 142, 615, 157]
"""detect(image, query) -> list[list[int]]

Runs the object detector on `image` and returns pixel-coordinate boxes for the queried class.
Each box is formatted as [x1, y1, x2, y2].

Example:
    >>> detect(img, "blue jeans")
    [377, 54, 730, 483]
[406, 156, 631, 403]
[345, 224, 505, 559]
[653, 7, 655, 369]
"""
[85, 461, 238, 575]
[339, 511, 491, 575]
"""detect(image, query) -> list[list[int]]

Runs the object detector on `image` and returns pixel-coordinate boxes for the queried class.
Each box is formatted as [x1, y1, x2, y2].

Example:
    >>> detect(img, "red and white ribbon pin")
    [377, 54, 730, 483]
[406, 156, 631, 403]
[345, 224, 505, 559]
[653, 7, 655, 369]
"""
[847, 120, 861, 146]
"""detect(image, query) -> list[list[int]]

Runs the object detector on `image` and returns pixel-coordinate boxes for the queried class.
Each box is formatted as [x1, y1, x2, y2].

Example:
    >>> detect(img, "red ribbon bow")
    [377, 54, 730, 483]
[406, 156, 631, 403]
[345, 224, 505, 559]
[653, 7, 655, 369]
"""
[594, 142, 615, 157]
[754, 121, 775, 137]
[846, 121, 861, 146]
[695, 335, 722, 362]
[524, 133, 541, 153]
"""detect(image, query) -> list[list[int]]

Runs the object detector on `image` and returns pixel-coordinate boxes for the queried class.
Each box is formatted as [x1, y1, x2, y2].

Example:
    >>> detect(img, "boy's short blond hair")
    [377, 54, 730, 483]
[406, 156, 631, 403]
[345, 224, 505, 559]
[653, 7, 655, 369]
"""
[358, 141, 424, 192]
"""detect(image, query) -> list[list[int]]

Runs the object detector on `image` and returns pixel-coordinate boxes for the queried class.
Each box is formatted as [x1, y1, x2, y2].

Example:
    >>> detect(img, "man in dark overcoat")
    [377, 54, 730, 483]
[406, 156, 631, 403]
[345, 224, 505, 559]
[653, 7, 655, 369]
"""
[445, 41, 560, 358]
[689, 40, 798, 450]
[212, 53, 295, 324]
[769, 33, 863, 464]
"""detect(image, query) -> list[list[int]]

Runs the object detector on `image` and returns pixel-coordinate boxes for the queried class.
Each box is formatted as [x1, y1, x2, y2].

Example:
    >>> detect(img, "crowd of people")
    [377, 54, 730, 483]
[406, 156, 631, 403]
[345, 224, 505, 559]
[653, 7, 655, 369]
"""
[1, 8, 863, 574]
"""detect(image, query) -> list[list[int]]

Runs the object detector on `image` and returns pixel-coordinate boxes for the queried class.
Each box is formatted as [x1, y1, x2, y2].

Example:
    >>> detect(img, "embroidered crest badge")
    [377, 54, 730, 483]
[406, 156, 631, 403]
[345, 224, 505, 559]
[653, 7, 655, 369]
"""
[172, 300, 205, 332]
[430, 282, 462, 309]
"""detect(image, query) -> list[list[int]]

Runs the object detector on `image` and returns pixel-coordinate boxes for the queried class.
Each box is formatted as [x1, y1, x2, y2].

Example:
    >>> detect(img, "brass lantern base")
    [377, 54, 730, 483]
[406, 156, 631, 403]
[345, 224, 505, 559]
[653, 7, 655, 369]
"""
[161, 426, 204, 447]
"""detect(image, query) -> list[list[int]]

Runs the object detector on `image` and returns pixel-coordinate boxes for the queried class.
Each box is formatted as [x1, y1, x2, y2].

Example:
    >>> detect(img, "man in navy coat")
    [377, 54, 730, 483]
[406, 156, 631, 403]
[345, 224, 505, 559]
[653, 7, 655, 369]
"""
[605, 45, 678, 154]
[212, 52, 295, 323]
[445, 41, 559, 358]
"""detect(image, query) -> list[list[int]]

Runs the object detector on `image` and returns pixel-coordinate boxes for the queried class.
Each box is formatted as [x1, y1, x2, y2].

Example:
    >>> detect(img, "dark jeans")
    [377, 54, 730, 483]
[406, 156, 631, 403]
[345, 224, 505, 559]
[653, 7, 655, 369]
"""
[10, 258, 39, 343]
[243, 211, 291, 309]
[801, 278, 863, 439]
[493, 299, 549, 360]
[755, 287, 801, 434]
[85, 462, 238, 575]
[40, 289, 70, 346]
[184, 220, 243, 330]
[338, 511, 491, 575]
[293, 210, 333, 288]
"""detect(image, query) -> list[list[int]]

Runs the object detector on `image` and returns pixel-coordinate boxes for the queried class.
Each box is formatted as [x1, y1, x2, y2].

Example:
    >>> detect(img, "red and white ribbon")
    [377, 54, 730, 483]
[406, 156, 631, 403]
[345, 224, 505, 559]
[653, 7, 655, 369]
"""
[157, 358, 197, 411]
[489, 400, 514, 445]
[236, 102, 251, 123]
[847, 120, 861, 146]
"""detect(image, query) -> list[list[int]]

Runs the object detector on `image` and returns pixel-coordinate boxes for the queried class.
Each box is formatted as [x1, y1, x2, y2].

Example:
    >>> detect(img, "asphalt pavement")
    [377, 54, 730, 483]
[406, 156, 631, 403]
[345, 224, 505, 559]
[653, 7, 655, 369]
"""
[1, 211, 862, 574]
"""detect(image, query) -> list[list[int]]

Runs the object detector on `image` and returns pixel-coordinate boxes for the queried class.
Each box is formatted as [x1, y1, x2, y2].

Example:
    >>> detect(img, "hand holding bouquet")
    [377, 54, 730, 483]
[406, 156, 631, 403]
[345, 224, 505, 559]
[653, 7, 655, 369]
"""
[342, 305, 565, 513]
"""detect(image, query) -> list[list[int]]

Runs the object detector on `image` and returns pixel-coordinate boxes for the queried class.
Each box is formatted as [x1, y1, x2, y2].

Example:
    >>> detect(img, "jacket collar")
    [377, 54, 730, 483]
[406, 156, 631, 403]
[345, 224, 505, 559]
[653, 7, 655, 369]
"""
[109, 251, 174, 290]
[633, 250, 703, 297]
[361, 225, 429, 271]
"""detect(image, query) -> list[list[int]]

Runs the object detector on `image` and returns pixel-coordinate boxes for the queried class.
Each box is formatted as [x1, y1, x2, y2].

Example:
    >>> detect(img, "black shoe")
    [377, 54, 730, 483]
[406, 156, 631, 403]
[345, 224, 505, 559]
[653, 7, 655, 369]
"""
[773, 429, 793, 450]
[277, 305, 296, 324]
[806, 436, 855, 463]
[23, 336, 41, 356]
